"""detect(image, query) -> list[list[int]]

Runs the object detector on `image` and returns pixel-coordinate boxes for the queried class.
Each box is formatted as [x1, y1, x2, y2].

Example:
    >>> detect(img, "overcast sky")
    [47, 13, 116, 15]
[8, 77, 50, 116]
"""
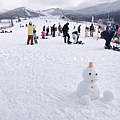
[0, 0, 117, 10]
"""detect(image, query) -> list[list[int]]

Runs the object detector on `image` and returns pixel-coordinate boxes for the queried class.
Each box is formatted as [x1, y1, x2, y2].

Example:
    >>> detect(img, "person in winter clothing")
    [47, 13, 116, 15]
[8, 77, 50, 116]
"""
[85, 26, 89, 37]
[111, 24, 116, 31]
[27, 21, 36, 45]
[62, 23, 72, 44]
[43, 25, 45, 31]
[90, 24, 94, 37]
[101, 29, 115, 49]
[78, 25, 81, 34]
[46, 26, 49, 36]
[41, 31, 46, 39]
[52, 24, 56, 37]
[58, 23, 62, 36]
[72, 30, 79, 44]
[112, 26, 120, 43]
[50, 26, 53, 36]
[33, 27, 38, 44]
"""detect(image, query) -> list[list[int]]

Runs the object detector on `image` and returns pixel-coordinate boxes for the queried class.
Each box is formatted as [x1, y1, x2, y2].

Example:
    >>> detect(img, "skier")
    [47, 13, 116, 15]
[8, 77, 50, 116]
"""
[62, 23, 72, 44]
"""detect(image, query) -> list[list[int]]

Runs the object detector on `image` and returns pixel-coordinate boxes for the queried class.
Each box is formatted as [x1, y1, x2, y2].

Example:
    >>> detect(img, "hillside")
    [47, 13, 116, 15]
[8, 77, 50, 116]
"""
[0, 7, 45, 20]
[76, 0, 120, 16]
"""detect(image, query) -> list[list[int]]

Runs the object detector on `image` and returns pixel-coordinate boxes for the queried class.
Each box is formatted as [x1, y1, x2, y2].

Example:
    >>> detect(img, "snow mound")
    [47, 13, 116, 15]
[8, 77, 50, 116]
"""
[103, 90, 114, 101]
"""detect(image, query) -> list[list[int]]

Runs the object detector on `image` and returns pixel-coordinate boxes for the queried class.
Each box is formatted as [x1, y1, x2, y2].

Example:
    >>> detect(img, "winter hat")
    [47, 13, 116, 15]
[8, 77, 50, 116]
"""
[29, 21, 32, 25]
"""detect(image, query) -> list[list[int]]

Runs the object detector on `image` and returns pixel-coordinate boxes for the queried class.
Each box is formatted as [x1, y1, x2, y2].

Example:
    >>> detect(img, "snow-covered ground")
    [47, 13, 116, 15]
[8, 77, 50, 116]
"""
[0, 16, 120, 120]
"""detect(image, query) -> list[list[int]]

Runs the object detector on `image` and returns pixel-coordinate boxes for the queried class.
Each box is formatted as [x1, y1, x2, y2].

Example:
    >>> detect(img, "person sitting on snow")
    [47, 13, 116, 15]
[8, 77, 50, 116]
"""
[72, 30, 79, 44]
[41, 31, 46, 39]
[72, 30, 83, 44]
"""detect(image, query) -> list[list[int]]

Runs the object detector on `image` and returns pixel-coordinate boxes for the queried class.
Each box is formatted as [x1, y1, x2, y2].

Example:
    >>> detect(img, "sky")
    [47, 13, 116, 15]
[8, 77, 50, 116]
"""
[0, 0, 117, 11]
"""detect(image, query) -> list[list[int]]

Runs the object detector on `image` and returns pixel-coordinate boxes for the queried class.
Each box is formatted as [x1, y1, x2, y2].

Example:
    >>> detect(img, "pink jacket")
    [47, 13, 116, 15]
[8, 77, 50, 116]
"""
[117, 27, 120, 35]
[41, 31, 45, 38]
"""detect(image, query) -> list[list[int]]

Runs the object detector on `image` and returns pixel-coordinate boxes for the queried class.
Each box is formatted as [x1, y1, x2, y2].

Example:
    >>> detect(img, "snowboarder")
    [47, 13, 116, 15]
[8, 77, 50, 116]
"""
[101, 27, 115, 49]
[72, 30, 79, 44]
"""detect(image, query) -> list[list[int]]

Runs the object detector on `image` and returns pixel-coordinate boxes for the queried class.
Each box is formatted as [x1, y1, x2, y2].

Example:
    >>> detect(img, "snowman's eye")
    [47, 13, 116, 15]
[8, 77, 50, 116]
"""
[89, 73, 91, 75]
[96, 73, 98, 75]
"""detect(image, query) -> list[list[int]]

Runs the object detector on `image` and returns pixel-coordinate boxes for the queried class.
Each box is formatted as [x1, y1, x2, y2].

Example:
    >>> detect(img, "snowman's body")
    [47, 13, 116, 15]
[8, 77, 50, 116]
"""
[77, 81, 100, 100]
[77, 63, 100, 101]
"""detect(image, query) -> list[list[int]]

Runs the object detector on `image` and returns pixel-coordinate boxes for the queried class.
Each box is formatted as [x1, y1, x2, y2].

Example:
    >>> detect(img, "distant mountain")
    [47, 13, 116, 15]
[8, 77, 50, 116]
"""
[0, 7, 45, 20]
[76, 0, 120, 16]
[40, 0, 120, 21]
[41, 8, 63, 16]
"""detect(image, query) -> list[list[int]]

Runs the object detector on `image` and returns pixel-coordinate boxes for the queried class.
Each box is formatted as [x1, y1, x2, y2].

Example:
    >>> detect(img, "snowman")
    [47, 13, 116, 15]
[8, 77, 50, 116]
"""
[76, 62, 114, 105]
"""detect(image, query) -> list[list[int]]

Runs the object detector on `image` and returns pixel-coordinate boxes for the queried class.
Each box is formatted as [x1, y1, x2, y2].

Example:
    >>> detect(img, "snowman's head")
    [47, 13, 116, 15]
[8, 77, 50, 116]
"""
[82, 62, 98, 83]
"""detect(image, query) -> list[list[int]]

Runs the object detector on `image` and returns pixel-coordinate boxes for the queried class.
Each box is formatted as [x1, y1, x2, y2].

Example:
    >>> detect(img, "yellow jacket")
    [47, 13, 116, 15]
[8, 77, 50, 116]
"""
[28, 25, 36, 35]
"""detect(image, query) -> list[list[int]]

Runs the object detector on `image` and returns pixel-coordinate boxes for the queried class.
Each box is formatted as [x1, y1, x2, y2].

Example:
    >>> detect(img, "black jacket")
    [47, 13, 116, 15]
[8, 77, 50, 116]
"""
[62, 23, 69, 33]
[101, 30, 115, 40]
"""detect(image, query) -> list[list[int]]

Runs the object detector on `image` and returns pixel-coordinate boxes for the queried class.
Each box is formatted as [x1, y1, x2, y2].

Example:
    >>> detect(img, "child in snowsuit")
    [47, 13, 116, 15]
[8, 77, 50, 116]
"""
[41, 31, 46, 39]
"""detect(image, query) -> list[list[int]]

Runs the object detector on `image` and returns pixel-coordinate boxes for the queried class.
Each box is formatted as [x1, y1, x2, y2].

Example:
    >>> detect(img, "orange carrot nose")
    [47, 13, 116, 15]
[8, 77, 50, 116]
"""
[89, 62, 93, 68]
[91, 80, 94, 82]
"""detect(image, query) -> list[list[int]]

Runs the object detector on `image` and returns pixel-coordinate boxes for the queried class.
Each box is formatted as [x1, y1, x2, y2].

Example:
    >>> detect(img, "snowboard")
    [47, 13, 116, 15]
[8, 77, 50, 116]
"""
[73, 41, 85, 45]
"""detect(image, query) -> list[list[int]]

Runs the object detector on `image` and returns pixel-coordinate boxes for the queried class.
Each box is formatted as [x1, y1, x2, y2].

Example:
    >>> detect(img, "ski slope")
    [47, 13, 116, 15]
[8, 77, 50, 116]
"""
[0, 16, 120, 120]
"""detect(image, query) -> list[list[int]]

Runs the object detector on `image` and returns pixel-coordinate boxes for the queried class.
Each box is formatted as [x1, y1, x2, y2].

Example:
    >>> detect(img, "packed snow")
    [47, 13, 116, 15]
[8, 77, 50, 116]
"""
[0, 16, 120, 120]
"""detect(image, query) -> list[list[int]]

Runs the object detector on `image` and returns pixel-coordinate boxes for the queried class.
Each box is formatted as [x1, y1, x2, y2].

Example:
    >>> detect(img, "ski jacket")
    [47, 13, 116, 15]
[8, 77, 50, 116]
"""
[90, 24, 94, 31]
[28, 25, 36, 35]
[72, 31, 78, 35]
[62, 23, 69, 33]
[41, 31, 45, 38]
[101, 30, 115, 40]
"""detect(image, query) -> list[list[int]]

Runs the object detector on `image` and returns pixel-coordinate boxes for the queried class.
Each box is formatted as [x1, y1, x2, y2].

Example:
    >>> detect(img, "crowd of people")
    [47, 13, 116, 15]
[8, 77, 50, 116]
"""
[26, 21, 83, 45]
[26, 20, 120, 50]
